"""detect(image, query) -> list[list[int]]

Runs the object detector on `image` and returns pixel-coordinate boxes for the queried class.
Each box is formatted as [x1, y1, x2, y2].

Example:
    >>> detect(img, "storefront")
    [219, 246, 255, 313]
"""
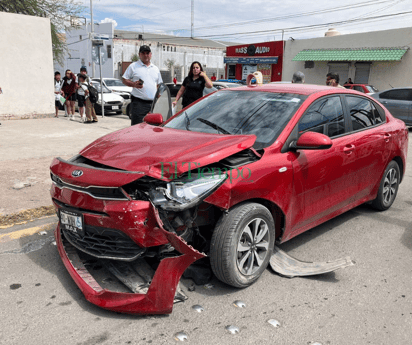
[224, 41, 284, 83]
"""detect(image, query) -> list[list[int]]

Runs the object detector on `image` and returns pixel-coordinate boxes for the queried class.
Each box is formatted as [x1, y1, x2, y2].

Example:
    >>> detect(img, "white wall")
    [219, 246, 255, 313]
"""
[0, 12, 54, 118]
[283, 27, 412, 90]
[54, 23, 114, 79]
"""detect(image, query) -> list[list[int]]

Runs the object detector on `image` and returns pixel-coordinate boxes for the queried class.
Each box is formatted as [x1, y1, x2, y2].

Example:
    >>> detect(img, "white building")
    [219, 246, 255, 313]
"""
[283, 27, 412, 91]
[54, 22, 231, 82]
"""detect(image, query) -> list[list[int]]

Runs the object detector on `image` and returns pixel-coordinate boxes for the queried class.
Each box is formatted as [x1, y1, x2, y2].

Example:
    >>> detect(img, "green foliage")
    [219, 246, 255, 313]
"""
[131, 53, 139, 62]
[0, 0, 84, 65]
[164, 59, 180, 71]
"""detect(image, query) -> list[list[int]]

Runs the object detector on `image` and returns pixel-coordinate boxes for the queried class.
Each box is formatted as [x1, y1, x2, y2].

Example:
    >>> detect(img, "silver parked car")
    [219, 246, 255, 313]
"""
[371, 88, 412, 125]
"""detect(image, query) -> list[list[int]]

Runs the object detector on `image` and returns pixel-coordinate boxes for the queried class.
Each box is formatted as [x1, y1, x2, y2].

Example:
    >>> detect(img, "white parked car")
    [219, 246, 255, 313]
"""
[91, 78, 132, 100]
[91, 81, 124, 115]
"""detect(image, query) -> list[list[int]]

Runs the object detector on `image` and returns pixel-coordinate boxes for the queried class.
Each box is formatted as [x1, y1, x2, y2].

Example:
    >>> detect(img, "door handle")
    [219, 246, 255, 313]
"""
[381, 100, 388, 104]
[384, 133, 391, 142]
[343, 144, 355, 154]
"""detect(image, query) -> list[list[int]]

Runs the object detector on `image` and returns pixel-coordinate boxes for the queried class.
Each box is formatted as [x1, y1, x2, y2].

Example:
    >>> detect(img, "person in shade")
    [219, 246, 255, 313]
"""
[173, 61, 213, 109]
[61, 70, 77, 120]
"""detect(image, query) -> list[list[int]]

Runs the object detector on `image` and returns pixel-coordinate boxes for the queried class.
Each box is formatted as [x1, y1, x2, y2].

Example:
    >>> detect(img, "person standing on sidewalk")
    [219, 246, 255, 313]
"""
[61, 70, 77, 120]
[54, 71, 64, 117]
[78, 74, 98, 123]
[173, 61, 213, 109]
[122, 45, 163, 126]
[76, 67, 90, 122]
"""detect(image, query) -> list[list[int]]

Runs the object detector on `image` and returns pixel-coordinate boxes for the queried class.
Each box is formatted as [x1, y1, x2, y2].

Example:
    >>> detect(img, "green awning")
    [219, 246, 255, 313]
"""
[292, 48, 408, 61]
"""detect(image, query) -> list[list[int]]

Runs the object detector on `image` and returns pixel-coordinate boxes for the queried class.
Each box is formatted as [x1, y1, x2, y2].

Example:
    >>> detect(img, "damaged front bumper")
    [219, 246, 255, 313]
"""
[55, 206, 205, 314]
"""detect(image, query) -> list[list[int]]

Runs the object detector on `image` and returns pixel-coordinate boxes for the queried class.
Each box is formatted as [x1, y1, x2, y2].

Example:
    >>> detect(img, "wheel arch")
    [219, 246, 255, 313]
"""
[392, 156, 404, 183]
[228, 198, 286, 242]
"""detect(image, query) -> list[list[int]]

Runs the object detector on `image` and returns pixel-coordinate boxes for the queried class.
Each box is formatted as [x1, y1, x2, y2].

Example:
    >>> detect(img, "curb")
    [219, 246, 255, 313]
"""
[0, 113, 55, 121]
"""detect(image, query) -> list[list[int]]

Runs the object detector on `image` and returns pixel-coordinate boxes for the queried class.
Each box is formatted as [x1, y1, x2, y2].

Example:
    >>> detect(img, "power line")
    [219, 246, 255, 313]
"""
[195, 10, 412, 39]
[169, 0, 398, 33]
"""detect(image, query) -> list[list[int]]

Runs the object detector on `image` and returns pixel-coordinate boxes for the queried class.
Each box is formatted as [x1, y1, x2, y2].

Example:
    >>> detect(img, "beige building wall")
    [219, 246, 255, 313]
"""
[283, 27, 412, 91]
[0, 12, 54, 119]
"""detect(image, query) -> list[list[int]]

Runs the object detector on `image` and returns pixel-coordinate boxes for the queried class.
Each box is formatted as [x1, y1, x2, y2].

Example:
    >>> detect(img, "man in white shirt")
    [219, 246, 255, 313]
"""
[77, 67, 90, 122]
[122, 45, 163, 125]
[54, 71, 63, 117]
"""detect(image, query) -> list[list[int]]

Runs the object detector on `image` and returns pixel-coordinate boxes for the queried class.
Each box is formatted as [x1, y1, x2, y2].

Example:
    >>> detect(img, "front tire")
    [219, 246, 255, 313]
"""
[210, 203, 275, 288]
[371, 160, 400, 211]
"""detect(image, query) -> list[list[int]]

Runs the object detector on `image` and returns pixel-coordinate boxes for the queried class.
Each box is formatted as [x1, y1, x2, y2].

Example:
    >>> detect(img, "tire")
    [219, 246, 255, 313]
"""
[210, 202, 275, 288]
[116, 110, 122, 115]
[371, 160, 400, 211]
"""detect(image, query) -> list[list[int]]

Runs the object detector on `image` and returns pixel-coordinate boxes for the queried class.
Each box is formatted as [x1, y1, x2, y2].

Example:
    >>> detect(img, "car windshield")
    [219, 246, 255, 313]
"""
[91, 82, 111, 93]
[366, 85, 379, 92]
[164, 90, 306, 149]
[105, 79, 124, 87]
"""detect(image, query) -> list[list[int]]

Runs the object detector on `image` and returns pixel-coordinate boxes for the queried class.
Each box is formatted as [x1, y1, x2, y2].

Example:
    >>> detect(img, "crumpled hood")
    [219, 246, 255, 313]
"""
[80, 122, 256, 179]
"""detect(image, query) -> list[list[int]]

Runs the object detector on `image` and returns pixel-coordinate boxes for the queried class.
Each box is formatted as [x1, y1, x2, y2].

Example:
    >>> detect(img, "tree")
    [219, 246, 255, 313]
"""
[131, 53, 139, 62]
[0, 0, 84, 65]
[164, 58, 179, 71]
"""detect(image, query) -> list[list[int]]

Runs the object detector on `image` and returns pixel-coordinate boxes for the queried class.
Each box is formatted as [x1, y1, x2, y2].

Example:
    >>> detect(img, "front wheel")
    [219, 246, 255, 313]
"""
[371, 160, 400, 211]
[210, 203, 275, 288]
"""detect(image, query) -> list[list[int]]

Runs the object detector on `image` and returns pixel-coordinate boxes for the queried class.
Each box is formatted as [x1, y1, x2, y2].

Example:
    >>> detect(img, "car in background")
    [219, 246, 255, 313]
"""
[123, 86, 218, 118]
[91, 81, 124, 115]
[51, 83, 407, 314]
[212, 81, 242, 89]
[371, 87, 412, 125]
[91, 78, 132, 100]
[344, 84, 378, 94]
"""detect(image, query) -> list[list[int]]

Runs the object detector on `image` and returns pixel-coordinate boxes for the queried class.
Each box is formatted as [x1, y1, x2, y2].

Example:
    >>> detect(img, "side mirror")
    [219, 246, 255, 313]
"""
[291, 131, 332, 150]
[144, 113, 163, 126]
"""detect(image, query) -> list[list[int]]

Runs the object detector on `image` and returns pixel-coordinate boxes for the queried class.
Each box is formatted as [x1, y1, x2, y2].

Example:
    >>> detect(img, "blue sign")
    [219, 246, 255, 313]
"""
[224, 57, 279, 64]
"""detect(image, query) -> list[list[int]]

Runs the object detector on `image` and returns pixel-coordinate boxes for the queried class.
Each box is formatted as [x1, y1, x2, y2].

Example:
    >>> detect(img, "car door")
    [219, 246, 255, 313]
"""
[150, 83, 173, 122]
[378, 89, 412, 124]
[343, 95, 390, 199]
[289, 95, 357, 235]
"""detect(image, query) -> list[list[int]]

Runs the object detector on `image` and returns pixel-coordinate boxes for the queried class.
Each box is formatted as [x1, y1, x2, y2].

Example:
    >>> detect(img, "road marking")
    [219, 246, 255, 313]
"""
[0, 222, 56, 243]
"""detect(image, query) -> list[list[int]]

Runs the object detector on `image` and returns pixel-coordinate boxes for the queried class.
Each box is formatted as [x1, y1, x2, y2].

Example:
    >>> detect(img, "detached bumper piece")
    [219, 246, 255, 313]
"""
[269, 246, 354, 278]
[55, 207, 205, 314]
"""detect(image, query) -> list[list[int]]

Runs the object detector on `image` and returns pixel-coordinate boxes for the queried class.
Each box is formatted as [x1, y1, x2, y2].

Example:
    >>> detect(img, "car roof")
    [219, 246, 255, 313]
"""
[227, 83, 355, 96]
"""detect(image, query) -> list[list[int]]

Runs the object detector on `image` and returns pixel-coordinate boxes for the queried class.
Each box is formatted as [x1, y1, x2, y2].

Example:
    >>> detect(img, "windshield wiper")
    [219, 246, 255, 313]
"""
[197, 118, 231, 134]
[184, 111, 191, 131]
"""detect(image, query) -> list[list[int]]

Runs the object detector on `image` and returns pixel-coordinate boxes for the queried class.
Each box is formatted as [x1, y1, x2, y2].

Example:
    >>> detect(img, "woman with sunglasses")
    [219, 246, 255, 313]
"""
[173, 61, 213, 109]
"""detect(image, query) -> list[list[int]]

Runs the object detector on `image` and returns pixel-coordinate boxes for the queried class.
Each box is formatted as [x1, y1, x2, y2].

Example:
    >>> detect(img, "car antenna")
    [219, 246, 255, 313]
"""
[389, 83, 394, 88]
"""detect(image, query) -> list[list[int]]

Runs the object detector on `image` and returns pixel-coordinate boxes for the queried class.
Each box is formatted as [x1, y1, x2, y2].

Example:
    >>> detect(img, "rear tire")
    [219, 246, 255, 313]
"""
[371, 160, 400, 211]
[210, 203, 275, 288]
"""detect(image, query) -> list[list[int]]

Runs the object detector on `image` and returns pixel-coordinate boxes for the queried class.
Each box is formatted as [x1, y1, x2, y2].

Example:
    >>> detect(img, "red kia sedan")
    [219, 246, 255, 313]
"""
[50, 84, 408, 314]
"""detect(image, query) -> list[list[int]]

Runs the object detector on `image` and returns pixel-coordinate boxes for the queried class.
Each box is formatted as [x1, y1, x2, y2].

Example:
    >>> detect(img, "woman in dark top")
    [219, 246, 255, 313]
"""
[61, 70, 77, 120]
[173, 61, 213, 109]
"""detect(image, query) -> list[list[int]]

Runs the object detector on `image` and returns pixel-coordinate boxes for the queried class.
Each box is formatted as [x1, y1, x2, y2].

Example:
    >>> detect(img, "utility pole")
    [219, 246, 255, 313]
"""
[90, 0, 95, 78]
[191, 0, 194, 39]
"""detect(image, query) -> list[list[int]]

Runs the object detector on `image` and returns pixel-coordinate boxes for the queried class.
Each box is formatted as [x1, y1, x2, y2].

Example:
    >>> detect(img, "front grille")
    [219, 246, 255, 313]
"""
[51, 172, 128, 200]
[62, 225, 146, 261]
[106, 101, 122, 105]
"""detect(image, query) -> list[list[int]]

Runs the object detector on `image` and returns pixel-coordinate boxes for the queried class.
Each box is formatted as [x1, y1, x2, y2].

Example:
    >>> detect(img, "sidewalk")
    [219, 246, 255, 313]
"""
[0, 111, 130, 217]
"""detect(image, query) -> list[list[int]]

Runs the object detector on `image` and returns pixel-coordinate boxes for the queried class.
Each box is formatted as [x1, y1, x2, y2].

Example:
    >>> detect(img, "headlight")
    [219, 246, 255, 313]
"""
[150, 173, 227, 211]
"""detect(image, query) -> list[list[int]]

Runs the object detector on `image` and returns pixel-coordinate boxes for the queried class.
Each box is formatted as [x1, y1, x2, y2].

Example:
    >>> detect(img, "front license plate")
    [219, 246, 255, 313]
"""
[59, 209, 84, 236]
[112, 106, 119, 110]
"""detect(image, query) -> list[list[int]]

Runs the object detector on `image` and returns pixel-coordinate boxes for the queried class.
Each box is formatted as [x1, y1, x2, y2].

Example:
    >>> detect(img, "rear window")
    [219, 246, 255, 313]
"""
[380, 89, 412, 101]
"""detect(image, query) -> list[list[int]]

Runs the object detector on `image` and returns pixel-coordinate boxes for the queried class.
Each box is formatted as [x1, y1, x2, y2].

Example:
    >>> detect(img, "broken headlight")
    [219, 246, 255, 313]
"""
[150, 173, 227, 211]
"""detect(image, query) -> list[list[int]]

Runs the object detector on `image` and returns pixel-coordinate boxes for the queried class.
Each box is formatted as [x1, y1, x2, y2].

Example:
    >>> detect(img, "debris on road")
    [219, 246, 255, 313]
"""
[233, 300, 246, 308]
[225, 325, 240, 334]
[191, 305, 204, 313]
[267, 319, 281, 328]
[269, 246, 354, 278]
[174, 331, 188, 341]
[0, 205, 55, 227]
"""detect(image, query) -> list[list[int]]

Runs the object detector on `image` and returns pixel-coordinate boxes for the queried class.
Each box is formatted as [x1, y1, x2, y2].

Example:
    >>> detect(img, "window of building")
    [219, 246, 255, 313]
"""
[107, 45, 112, 58]
[174, 47, 176, 52]
[354, 62, 371, 84]
[346, 96, 383, 130]
[298, 96, 345, 138]
[167, 46, 170, 51]
[228, 64, 236, 79]
[163, 46, 165, 51]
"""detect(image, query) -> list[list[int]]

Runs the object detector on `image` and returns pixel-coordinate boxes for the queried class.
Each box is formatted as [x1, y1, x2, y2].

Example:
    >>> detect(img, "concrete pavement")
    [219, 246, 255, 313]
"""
[0, 111, 130, 217]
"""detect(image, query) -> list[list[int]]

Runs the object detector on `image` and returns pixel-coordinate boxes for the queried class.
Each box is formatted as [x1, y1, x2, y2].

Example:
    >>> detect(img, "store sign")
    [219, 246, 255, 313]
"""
[242, 65, 258, 80]
[224, 57, 278, 64]
[257, 64, 272, 84]
[235, 45, 271, 55]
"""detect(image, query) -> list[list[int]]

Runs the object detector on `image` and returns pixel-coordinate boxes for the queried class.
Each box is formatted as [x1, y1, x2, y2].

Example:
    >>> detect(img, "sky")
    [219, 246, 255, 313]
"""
[82, 0, 412, 43]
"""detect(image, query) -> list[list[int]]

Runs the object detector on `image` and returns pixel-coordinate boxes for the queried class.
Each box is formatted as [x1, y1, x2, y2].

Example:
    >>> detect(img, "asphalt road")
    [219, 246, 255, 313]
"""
[0, 117, 411, 345]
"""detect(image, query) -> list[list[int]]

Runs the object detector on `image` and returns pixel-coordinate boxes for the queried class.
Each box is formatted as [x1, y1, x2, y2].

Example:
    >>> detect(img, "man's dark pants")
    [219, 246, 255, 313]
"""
[131, 96, 153, 126]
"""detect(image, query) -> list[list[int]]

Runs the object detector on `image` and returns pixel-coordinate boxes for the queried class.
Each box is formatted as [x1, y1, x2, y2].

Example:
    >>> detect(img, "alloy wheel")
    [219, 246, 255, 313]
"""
[383, 168, 398, 206]
[237, 218, 270, 276]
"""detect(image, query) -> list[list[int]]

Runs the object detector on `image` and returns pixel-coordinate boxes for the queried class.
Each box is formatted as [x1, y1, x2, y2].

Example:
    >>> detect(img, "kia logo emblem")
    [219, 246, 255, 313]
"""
[72, 170, 83, 177]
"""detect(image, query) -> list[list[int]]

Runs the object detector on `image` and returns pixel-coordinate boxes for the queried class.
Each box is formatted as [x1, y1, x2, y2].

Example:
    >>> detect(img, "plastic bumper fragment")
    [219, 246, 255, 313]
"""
[54, 204, 206, 314]
[269, 246, 354, 278]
